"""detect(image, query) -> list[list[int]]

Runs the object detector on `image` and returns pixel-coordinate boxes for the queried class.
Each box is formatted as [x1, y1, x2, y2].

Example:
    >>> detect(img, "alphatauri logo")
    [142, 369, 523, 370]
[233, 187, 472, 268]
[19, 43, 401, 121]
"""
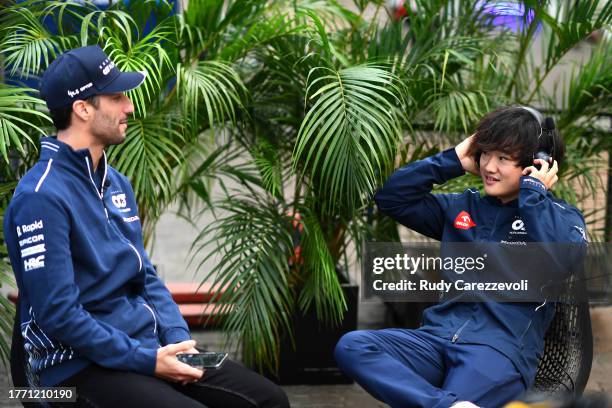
[112, 194, 127, 209]
[454, 211, 476, 230]
[99, 58, 115, 76]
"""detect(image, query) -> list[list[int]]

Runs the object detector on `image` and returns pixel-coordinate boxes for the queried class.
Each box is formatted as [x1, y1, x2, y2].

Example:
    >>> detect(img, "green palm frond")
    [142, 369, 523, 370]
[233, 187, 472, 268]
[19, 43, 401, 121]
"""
[297, 211, 346, 324]
[292, 0, 359, 31]
[218, 11, 302, 62]
[538, 0, 612, 73]
[175, 142, 262, 218]
[191, 195, 295, 371]
[509, 0, 612, 100]
[429, 88, 490, 134]
[0, 85, 51, 162]
[558, 41, 611, 129]
[107, 113, 184, 225]
[0, 6, 65, 77]
[293, 64, 403, 216]
[79, 8, 137, 46]
[0, 294, 14, 371]
[0, 199, 17, 371]
[103, 17, 176, 116]
[177, 61, 246, 134]
[252, 140, 283, 198]
[180, 0, 268, 60]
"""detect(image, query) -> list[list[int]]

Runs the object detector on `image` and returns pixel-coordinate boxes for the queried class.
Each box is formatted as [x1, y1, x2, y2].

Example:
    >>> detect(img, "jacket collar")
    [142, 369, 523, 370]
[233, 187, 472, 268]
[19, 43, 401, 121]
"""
[483, 195, 518, 208]
[39, 136, 108, 198]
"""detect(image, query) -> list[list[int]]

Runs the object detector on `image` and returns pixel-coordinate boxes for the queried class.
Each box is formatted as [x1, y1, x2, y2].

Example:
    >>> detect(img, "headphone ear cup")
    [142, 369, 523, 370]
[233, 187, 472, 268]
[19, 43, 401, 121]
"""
[540, 117, 557, 159]
[534, 151, 552, 170]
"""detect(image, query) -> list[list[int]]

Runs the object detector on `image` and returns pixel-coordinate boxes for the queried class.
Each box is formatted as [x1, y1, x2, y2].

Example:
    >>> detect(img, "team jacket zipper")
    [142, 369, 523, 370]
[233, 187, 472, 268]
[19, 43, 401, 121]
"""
[84, 156, 157, 342]
[451, 319, 470, 343]
[84, 156, 143, 272]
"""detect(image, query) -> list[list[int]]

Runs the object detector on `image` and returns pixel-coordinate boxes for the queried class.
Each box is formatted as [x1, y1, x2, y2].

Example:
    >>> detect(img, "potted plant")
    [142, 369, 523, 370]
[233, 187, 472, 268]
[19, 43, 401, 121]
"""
[1, 0, 609, 380]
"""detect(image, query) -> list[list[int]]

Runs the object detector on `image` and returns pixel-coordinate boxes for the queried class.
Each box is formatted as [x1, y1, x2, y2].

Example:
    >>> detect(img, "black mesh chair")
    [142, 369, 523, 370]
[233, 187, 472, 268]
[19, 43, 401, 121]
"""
[10, 300, 43, 408]
[529, 276, 593, 396]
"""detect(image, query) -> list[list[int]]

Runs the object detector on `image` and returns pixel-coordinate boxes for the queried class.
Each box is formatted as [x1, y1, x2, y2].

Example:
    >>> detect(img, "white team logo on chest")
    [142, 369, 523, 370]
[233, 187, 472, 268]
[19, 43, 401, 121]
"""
[112, 193, 127, 209]
[509, 217, 527, 236]
[511, 219, 525, 231]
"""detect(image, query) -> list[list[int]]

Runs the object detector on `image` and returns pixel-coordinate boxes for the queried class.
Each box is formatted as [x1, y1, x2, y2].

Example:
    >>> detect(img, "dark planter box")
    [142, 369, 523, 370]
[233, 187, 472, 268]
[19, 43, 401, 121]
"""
[260, 283, 358, 385]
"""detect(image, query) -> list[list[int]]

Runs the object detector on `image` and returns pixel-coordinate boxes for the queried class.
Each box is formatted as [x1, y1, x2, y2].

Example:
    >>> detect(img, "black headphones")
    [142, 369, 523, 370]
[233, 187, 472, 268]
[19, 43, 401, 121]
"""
[519, 106, 556, 169]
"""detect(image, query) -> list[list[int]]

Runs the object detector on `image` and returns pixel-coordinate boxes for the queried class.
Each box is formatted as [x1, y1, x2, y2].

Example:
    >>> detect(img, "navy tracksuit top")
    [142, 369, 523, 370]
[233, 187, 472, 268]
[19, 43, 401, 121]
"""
[4, 137, 192, 387]
[374, 147, 588, 387]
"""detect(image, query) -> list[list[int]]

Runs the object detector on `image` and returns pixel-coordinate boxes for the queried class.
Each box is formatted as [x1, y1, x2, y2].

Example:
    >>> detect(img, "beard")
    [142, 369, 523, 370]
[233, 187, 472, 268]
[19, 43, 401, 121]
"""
[91, 110, 127, 146]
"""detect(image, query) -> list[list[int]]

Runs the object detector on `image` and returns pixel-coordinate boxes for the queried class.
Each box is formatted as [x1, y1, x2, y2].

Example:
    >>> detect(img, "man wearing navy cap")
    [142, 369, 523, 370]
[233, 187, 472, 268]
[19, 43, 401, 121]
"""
[4, 45, 289, 408]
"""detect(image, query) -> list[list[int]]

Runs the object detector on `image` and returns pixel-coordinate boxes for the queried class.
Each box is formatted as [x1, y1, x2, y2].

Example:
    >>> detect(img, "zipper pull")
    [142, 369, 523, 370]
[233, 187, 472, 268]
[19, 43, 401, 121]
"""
[452, 334, 459, 343]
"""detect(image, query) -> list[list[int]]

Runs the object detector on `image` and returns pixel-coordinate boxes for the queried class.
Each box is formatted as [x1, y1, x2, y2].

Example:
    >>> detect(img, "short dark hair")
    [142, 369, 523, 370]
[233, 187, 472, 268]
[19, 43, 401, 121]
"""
[466, 106, 565, 169]
[49, 95, 100, 130]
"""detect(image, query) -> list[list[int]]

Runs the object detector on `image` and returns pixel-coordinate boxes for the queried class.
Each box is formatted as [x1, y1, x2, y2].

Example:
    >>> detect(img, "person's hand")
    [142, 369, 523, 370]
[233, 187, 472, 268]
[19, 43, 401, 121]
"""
[455, 135, 479, 176]
[155, 340, 204, 385]
[522, 159, 558, 190]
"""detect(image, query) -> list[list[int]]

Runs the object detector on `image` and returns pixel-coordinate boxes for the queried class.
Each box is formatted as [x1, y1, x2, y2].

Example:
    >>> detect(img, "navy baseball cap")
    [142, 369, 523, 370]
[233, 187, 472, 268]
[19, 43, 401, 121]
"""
[40, 45, 146, 110]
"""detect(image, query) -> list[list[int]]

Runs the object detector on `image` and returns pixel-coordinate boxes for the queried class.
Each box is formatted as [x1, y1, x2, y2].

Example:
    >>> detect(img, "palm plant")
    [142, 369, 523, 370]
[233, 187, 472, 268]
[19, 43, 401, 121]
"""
[189, 0, 611, 372]
[0, 0, 609, 374]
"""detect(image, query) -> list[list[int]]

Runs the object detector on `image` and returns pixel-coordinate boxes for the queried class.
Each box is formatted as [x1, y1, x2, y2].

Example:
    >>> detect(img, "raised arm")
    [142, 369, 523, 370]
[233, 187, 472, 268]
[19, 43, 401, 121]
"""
[374, 138, 476, 240]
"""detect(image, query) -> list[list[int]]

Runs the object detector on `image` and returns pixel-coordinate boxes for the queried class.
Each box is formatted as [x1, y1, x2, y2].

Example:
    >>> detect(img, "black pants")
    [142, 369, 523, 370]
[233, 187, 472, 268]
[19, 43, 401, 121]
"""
[54, 360, 289, 408]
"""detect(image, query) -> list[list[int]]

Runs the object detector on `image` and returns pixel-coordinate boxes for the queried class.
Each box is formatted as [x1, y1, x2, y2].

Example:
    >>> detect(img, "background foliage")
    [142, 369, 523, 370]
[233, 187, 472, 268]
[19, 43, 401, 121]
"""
[0, 0, 610, 371]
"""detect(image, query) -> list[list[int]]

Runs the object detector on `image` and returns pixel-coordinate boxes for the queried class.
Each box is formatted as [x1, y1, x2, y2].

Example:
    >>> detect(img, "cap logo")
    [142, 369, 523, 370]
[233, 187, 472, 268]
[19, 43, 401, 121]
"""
[67, 82, 93, 98]
[99, 58, 115, 76]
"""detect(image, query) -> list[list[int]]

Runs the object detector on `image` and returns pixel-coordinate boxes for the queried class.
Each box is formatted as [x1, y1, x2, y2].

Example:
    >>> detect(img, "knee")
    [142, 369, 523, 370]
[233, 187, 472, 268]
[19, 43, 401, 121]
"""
[334, 330, 370, 366]
[262, 381, 289, 408]
[258, 379, 290, 408]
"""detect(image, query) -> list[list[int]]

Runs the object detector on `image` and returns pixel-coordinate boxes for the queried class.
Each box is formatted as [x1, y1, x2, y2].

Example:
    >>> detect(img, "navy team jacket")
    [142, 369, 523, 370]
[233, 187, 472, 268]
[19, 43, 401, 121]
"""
[4, 137, 191, 386]
[374, 147, 588, 387]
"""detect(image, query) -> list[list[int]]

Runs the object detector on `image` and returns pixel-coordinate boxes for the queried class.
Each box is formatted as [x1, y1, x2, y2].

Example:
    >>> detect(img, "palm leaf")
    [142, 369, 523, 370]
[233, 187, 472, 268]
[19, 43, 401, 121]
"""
[429, 88, 489, 133]
[558, 41, 611, 129]
[106, 112, 184, 225]
[176, 61, 246, 135]
[0, 195, 17, 371]
[103, 17, 176, 117]
[252, 140, 284, 198]
[293, 64, 403, 216]
[191, 195, 295, 371]
[0, 6, 64, 77]
[296, 210, 346, 324]
[0, 85, 51, 162]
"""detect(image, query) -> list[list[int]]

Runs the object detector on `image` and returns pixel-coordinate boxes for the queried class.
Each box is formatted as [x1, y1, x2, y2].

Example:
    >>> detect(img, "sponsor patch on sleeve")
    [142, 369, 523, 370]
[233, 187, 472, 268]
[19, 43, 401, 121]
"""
[24, 255, 45, 271]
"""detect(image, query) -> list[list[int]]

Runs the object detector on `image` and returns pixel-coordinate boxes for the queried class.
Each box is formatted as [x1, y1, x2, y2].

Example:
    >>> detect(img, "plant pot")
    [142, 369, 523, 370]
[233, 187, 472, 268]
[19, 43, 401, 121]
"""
[259, 283, 358, 385]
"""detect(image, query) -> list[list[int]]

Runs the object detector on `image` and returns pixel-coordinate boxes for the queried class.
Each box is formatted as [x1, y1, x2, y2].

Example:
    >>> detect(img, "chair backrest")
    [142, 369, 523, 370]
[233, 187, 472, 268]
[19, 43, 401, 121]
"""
[530, 275, 593, 396]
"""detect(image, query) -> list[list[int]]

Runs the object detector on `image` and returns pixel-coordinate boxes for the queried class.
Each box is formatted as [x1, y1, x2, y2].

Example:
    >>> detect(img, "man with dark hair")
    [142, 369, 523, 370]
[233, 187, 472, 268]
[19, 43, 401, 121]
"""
[3, 45, 289, 408]
[48, 95, 99, 130]
[335, 106, 587, 407]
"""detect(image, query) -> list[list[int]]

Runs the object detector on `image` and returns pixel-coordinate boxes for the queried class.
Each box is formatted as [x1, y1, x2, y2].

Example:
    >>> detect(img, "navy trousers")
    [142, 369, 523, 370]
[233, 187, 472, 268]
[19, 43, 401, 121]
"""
[334, 328, 525, 408]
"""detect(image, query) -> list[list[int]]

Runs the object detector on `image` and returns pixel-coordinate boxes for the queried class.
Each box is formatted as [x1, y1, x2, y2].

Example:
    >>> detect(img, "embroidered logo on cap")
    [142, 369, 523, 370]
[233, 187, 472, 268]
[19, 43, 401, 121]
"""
[454, 211, 476, 230]
[99, 58, 115, 76]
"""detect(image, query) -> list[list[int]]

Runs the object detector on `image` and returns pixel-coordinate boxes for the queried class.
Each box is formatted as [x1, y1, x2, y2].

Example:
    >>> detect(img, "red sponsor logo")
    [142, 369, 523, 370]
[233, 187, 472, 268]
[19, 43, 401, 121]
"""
[454, 211, 476, 230]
